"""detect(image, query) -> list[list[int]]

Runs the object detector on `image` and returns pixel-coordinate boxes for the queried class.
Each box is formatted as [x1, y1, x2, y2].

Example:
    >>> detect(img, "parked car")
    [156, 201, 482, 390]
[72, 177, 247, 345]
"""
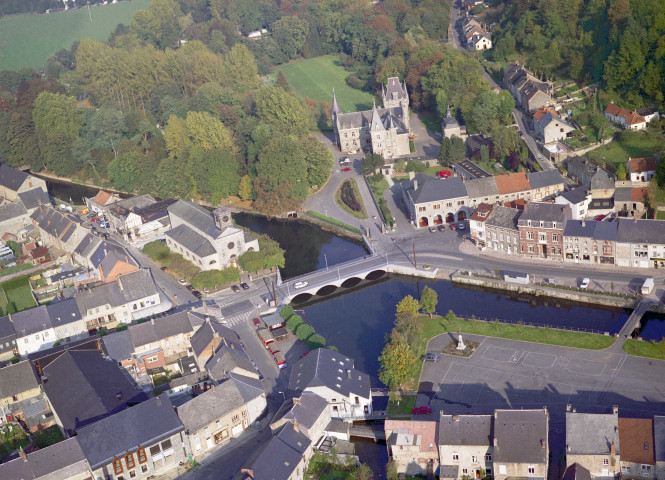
[580, 278, 590, 289]
[232, 285, 240, 293]
[421, 353, 440, 362]
[413, 406, 432, 415]
[594, 214, 606, 221]
[458, 223, 466, 230]
[450, 224, 457, 231]
[294, 281, 308, 289]
[178, 279, 187, 285]
[240, 282, 250, 290]
[429, 227, 437, 233]
[102, 232, 110, 238]
[191, 290, 202, 299]
[91, 217, 99, 222]
[160, 266, 168, 272]
[253, 318, 261, 326]
[437, 170, 452, 178]
[339, 157, 351, 166]
[437, 225, 445, 232]
[342, 167, 352, 172]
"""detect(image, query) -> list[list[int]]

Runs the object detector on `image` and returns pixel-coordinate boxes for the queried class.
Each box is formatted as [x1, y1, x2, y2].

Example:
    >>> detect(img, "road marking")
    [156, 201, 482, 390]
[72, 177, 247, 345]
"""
[522, 352, 557, 369]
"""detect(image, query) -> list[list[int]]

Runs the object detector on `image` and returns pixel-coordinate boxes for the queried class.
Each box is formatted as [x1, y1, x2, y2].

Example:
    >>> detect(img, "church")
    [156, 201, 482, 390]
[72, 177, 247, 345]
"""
[331, 77, 411, 160]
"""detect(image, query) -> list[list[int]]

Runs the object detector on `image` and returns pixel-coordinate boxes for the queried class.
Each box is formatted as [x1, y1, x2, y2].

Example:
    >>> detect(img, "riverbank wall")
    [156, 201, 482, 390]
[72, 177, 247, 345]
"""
[451, 272, 649, 310]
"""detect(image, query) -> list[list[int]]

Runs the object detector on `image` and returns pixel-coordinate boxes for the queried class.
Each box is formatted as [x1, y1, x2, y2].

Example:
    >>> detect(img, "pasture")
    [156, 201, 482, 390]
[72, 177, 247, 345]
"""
[0, 0, 150, 71]
[278, 56, 376, 112]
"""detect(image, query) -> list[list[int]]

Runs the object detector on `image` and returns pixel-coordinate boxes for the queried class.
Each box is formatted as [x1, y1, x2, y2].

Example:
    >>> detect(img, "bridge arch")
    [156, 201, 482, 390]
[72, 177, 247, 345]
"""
[316, 285, 337, 296]
[341, 277, 362, 288]
[291, 293, 313, 304]
[365, 269, 386, 281]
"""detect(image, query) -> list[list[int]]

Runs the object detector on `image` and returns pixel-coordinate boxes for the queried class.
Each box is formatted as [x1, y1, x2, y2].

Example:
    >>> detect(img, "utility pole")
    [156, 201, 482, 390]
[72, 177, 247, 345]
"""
[324, 254, 329, 271]
[412, 239, 417, 268]
[272, 281, 277, 307]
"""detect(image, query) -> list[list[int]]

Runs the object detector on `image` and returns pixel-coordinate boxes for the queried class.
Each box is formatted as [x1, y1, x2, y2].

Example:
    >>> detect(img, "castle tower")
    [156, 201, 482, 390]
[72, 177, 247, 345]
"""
[370, 102, 386, 157]
[212, 208, 233, 230]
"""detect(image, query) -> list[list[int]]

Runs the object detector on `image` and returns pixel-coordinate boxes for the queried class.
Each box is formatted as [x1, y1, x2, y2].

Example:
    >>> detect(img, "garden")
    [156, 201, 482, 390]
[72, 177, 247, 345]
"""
[0, 423, 29, 460]
[336, 179, 367, 219]
[0, 276, 37, 316]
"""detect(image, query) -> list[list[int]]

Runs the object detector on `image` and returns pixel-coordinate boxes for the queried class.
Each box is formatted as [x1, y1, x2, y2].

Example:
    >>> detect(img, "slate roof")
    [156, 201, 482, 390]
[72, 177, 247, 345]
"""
[288, 348, 370, 399]
[0, 360, 40, 400]
[74, 233, 100, 258]
[134, 198, 177, 222]
[563, 220, 618, 241]
[107, 194, 156, 219]
[42, 349, 147, 432]
[614, 187, 632, 202]
[566, 157, 616, 190]
[0, 163, 30, 192]
[486, 206, 521, 231]
[205, 344, 256, 381]
[74, 281, 125, 314]
[384, 77, 406, 100]
[17, 188, 50, 211]
[495, 172, 531, 194]
[0, 437, 89, 480]
[619, 418, 654, 464]
[565, 411, 620, 455]
[438, 414, 492, 446]
[560, 187, 589, 205]
[12, 305, 51, 337]
[518, 202, 569, 226]
[561, 463, 592, 480]
[616, 218, 665, 244]
[177, 375, 263, 433]
[99, 248, 137, 277]
[0, 201, 28, 223]
[102, 329, 134, 362]
[190, 319, 242, 359]
[88, 240, 127, 270]
[248, 423, 311, 480]
[166, 223, 217, 258]
[528, 170, 564, 190]
[168, 200, 220, 239]
[273, 392, 329, 432]
[628, 157, 657, 173]
[117, 269, 158, 302]
[403, 174, 468, 204]
[46, 297, 82, 327]
[0, 315, 15, 341]
[538, 112, 574, 131]
[443, 106, 460, 128]
[30, 206, 81, 242]
[336, 106, 407, 133]
[129, 311, 205, 349]
[76, 394, 183, 470]
[493, 409, 548, 464]
[654, 416, 665, 462]
[466, 176, 499, 199]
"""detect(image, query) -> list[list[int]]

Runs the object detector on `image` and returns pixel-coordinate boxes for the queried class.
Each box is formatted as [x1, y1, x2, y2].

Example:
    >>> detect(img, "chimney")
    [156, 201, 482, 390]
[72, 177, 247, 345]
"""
[230, 343, 235, 349]
[413, 179, 418, 190]
[613, 405, 618, 414]
[439, 410, 444, 416]
[409, 171, 415, 181]
[493, 437, 498, 447]
[211, 384, 215, 392]
[151, 318, 155, 325]
[566, 404, 572, 412]
[581, 220, 586, 228]
[241, 469, 254, 477]
[293, 397, 302, 406]
[213, 331, 219, 338]
[567, 444, 570, 452]
[453, 415, 459, 421]
[116, 392, 123, 401]
[541, 439, 545, 448]
[155, 395, 162, 406]
[610, 441, 616, 455]
[572, 407, 576, 412]
[346, 369, 352, 379]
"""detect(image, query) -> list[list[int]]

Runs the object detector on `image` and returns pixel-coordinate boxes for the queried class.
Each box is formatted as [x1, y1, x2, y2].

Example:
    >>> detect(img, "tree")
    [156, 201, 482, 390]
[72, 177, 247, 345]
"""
[188, 148, 240, 203]
[255, 135, 309, 210]
[439, 136, 465, 165]
[130, 0, 182, 49]
[656, 159, 665, 187]
[272, 16, 310, 60]
[480, 144, 490, 163]
[165, 111, 237, 159]
[350, 464, 374, 480]
[237, 234, 286, 271]
[109, 152, 140, 191]
[379, 339, 415, 389]
[280, 305, 295, 320]
[420, 286, 438, 318]
[238, 175, 254, 200]
[362, 153, 385, 174]
[308, 334, 326, 349]
[396, 295, 420, 322]
[302, 136, 334, 188]
[255, 86, 312, 136]
[286, 315, 304, 331]
[386, 459, 399, 480]
[615, 163, 627, 181]
[225, 44, 260, 92]
[296, 323, 315, 341]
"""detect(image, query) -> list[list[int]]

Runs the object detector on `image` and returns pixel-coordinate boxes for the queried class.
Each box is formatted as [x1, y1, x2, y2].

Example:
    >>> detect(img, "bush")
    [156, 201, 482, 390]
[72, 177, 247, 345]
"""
[191, 267, 240, 289]
[116, 324, 128, 332]
[296, 323, 315, 341]
[10, 356, 20, 364]
[328, 345, 338, 352]
[340, 180, 362, 212]
[308, 333, 326, 349]
[406, 160, 427, 173]
[409, 139, 416, 153]
[237, 235, 285, 272]
[141, 241, 170, 262]
[286, 314, 304, 331]
[280, 305, 295, 320]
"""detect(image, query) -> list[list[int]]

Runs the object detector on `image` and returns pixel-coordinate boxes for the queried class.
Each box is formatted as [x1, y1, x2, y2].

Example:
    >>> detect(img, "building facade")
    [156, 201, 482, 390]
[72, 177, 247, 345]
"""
[517, 203, 571, 261]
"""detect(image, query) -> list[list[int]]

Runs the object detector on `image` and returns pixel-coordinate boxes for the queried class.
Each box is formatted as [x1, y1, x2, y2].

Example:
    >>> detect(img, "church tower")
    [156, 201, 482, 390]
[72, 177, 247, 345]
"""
[330, 89, 343, 147]
[370, 102, 387, 158]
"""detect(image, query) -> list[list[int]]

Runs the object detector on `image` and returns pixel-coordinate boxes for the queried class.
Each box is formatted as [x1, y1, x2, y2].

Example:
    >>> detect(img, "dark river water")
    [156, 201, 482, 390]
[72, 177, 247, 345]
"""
[638, 312, 665, 341]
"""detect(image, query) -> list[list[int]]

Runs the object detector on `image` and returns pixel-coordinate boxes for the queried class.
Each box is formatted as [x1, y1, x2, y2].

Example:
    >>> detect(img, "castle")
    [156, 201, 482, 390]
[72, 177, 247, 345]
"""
[330, 77, 411, 159]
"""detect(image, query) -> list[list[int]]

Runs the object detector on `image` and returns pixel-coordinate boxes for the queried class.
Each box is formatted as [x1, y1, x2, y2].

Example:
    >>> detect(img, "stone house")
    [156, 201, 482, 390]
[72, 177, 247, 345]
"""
[12, 305, 57, 355]
[0, 437, 93, 480]
[563, 220, 618, 265]
[493, 409, 549, 480]
[654, 416, 665, 480]
[402, 173, 470, 227]
[528, 170, 565, 201]
[205, 344, 258, 382]
[0, 361, 41, 422]
[270, 391, 331, 443]
[166, 200, 259, 271]
[438, 414, 493, 480]
[0, 201, 31, 235]
[288, 348, 372, 419]
[503, 63, 553, 113]
[517, 202, 571, 261]
[0, 164, 47, 202]
[190, 319, 244, 370]
[615, 218, 665, 268]
[442, 106, 467, 139]
[566, 157, 616, 200]
[385, 420, 439, 477]
[48, 297, 86, 343]
[30, 205, 89, 253]
[106, 195, 156, 236]
[618, 418, 655, 479]
[178, 374, 266, 457]
[243, 422, 313, 480]
[614, 186, 649, 217]
[76, 394, 186, 480]
[604, 102, 647, 130]
[86, 190, 122, 215]
[494, 171, 533, 204]
[534, 111, 575, 143]
[331, 77, 411, 159]
[469, 203, 494, 248]
[485, 206, 522, 255]
[628, 157, 658, 182]
[555, 187, 591, 220]
[465, 177, 500, 209]
[565, 405, 620, 478]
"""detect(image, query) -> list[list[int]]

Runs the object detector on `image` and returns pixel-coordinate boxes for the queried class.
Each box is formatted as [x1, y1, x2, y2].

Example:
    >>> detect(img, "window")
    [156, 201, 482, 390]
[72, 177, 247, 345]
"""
[137, 447, 146, 464]
[462, 469, 468, 474]
[472, 456, 478, 463]
[125, 453, 135, 470]
[603, 459, 609, 465]
[486, 468, 492, 474]
[527, 232, 534, 240]
[242, 410, 247, 417]
[622, 466, 631, 473]
[528, 466, 535, 474]
[485, 454, 492, 462]
[452, 454, 459, 461]
[141, 465, 148, 473]
[130, 471, 136, 479]
[161, 440, 172, 451]
[528, 245, 535, 253]
[232, 414, 239, 422]
[552, 234, 559, 242]
[645, 442, 649, 450]
[642, 465, 652, 472]
[113, 458, 124, 475]
[539, 233, 547, 242]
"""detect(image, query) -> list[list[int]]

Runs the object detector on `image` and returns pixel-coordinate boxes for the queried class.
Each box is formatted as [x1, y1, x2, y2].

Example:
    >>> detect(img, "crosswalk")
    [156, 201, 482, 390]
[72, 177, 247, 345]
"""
[221, 310, 255, 327]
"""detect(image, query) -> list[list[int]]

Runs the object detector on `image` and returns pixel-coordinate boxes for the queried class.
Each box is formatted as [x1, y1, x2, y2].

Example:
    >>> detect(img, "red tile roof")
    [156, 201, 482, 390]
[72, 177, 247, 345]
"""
[495, 172, 531, 195]
[533, 106, 557, 122]
[631, 187, 650, 202]
[605, 102, 646, 125]
[504, 198, 527, 210]
[628, 157, 657, 173]
[92, 190, 121, 207]
[30, 246, 49, 258]
[618, 418, 654, 465]
[385, 420, 438, 453]
[470, 203, 494, 222]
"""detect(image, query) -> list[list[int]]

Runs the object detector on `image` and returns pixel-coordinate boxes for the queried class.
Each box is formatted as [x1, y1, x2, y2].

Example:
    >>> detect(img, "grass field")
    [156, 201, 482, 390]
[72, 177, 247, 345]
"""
[0, 0, 150, 71]
[141, 240, 200, 282]
[623, 338, 665, 360]
[278, 56, 376, 112]
[0, 276, 37, 315]
[587, 130, 665, 167]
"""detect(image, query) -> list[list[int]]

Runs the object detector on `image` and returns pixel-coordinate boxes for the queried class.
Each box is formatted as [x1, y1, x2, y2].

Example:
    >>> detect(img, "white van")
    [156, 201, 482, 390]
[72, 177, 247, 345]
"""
[642, 278, 654, 295]
[339, 157, 351, 166]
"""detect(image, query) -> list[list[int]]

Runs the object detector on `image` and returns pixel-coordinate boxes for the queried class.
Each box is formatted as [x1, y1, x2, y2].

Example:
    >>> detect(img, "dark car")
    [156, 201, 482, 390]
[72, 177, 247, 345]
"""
[413, 406, 432, 415]
[240, 282, 250, 290]
[232, 285, 240, 293]
[160, 266, 168, 272]
[421, 353, 440, 362]
[437, 225, 445, 232]
[102, 232, 110, 238]
[191, 290, 202, 299]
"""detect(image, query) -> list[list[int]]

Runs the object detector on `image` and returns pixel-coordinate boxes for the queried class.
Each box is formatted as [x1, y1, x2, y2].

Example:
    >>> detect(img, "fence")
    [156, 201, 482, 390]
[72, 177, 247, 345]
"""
[363, 175, 387, 228]
[446, 313, 608, 335]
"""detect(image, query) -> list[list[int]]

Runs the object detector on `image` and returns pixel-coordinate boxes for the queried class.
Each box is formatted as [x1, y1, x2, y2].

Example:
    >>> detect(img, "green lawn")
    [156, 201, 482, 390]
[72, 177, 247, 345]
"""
[278, 56, 376, 112]
[367, 176, 395, 225]
[387, 392, 416, 416]
[0, 0, 150, 71]
[0, 263, 34, 278]
[31, 425, 65, 449]
[141, 241, 200, 282]
[417, 110, 442, 134]
[658, 211, 665, 220]
[306, 211, 363, 235]
[0, 276, 37, 315]
[586, 130, 665, 167]
[623, 339, 665, 360]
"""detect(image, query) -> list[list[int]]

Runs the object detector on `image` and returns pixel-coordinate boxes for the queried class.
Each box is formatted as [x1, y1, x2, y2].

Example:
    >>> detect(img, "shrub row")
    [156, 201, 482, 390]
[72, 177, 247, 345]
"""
[281, 306, 329, 350]
[340, 180, 362, 213]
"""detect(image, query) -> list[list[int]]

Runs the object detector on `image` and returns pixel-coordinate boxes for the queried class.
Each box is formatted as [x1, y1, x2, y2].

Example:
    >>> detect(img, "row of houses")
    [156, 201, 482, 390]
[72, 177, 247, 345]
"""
[503, 63, 554, 114]
[470, 200, 665, 268]
[462, 16, 492, 50]
[385, 405, 665, 480]
[604, 101, 659, 131]
[402, 169, 566, 227]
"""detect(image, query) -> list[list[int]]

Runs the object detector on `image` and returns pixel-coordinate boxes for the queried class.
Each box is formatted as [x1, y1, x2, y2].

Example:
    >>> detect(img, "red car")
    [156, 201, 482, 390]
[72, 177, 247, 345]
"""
[342, 167, 352, 172]
[91, 217, 99, 222]
[595, 214, 606, 221]
[450, 223, 457, 230]
[437, 170, 452, 178]
[253, 318, 261, 326]
[413, 406, 432, 415]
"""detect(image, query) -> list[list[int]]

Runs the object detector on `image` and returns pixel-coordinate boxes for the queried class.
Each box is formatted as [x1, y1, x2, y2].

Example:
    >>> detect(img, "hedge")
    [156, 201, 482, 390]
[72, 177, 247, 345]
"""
[237, 234, 285, 272]
[191, 267, 240, 289]
[280, 305, 295, 320]
[296, 323, 315, 341]
[286, 314, 303, 331]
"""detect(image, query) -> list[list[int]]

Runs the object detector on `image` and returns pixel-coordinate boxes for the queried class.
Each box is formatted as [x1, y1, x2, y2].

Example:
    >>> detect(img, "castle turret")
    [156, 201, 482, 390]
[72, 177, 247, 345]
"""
[330, 89, 342, 120]
[371, 101, 383, 131]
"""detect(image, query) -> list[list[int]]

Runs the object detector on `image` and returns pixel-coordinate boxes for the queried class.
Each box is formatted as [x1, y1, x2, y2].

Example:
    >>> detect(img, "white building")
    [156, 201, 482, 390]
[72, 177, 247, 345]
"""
[555, 187, 591, 220]
[627, 157, 658, 182]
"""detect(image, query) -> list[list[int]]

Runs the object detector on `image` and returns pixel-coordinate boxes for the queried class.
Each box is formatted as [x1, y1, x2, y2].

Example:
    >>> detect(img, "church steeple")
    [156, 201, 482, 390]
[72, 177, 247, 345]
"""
[446, 105, 452, 118]
[371, 101, 383, 131]
[330, 89, 342, 119]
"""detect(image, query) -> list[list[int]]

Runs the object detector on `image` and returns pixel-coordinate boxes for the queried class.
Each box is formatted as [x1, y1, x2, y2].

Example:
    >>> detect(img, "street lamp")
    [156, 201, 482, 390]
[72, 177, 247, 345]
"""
[324, 253, 329, 271]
